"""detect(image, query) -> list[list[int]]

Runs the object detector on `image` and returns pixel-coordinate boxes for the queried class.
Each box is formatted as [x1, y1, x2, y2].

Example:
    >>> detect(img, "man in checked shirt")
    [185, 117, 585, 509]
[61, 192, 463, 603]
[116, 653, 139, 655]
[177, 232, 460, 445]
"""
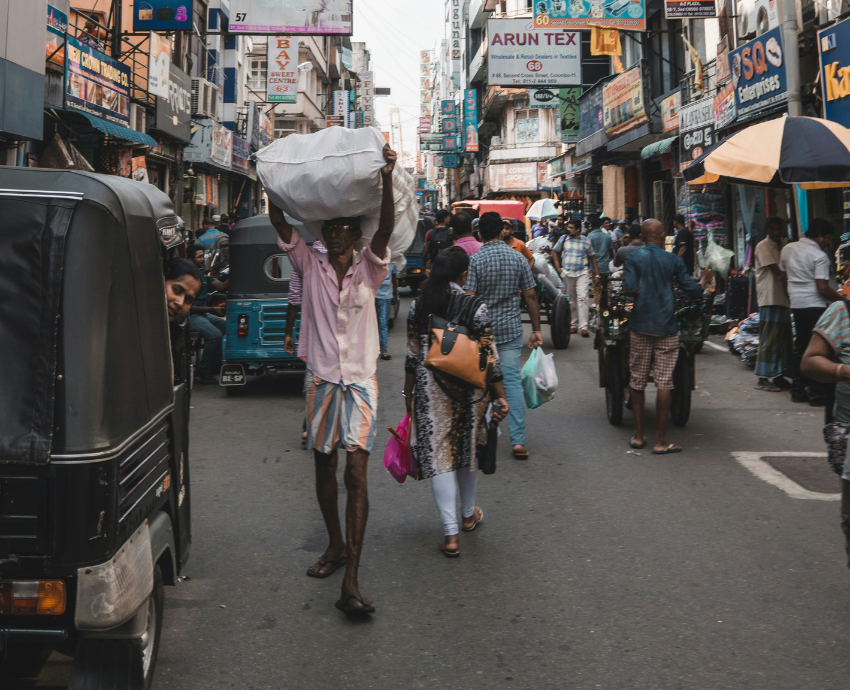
[550, 217, 600, 337]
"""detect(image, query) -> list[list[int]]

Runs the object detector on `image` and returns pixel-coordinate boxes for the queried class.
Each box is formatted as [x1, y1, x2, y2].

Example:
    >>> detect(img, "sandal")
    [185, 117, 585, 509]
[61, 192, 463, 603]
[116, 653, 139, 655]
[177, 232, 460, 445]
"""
[306, 555, 347, 579]
[651, 444, 682, 455]
[512, 446, 529, 460]
[335, 594, 375, 615]
[438, 542, 460, 558]
[629, 437, 646, 449]
[755, 385, 781, 392]
[461, 506, 484, 532]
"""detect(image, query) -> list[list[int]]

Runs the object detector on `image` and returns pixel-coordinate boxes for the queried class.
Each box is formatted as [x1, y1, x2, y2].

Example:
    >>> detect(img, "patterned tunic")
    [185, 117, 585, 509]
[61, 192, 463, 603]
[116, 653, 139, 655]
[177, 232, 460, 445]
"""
[405, 287, 503, 480]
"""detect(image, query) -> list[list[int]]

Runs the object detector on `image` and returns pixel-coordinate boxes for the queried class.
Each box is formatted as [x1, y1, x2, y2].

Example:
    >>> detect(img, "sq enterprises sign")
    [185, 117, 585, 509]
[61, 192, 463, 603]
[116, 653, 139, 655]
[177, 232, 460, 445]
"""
[487, 18, 580, 87]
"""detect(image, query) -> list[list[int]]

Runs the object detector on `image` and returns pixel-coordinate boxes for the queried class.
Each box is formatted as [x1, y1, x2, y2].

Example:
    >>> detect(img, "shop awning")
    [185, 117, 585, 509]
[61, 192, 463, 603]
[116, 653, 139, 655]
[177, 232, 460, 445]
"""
[641, 136, 678, 160]
[62, 109, 157, 147]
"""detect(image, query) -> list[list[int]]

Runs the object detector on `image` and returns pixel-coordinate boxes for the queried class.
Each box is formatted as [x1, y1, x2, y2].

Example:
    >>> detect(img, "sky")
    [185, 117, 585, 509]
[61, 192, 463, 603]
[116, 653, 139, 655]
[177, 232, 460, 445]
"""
[351, 0, 446, 167]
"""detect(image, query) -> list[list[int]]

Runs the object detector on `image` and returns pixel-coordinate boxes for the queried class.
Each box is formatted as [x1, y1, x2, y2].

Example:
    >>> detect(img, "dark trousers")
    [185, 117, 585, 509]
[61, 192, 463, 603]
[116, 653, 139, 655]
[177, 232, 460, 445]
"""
[791, 307, 828, 402]
[842, 479, 850, 570]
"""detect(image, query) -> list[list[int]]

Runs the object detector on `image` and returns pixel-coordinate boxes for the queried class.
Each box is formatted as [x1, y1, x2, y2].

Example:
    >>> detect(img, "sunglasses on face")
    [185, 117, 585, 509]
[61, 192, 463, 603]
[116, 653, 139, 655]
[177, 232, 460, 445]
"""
[322, 224, 355, 235]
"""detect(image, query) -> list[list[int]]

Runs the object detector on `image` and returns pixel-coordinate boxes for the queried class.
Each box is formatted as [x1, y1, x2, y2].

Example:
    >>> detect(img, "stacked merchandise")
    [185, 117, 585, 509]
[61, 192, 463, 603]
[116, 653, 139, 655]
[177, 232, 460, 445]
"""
[726, 312, 760, 366]
[677, 183, 727, 245]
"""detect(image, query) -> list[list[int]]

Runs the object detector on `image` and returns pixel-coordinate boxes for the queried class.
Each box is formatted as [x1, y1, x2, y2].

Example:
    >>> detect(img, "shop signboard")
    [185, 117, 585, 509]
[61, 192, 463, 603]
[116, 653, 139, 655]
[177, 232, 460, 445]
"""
[247, 101, 261, 150]
[133, 1, 191, 31]
[259, 110, 271, 147]
[489, 162, 539, 192]
[661, 91, 681, 131]
[538, 162, 559, 191]
[442, 135, 457, 150]
[442, 117, 457, 133]
[559, 87, 581, 143]
[530, 89, 559, 109]
[714, 80, 736, 130]
[464, 89, 479, 152]
[602, 64, 648, 138]
[360, 71, 374, 127]
[267, 36, 297, 103]
[818, 17, 850, 129]
[716, 36, 731, 84]
[487, 18, 581, 87]
[534, 0, 646, 31]
[547, 155, 568, 178]
[229, 0, 353, 35]
[415, 175, 427, 192]
[664, 0, 717, 18]
[332, 90, 350, 127]
[443, 154, 459, 169]
[232, 135, 250, 174]
[353, 110, 365, 128]
[441, 100, 456, 116]
[679, 96, 714, 170]
[212, 122, 233, 168]
[65, 35, 131, 125]
[578, 80, 607, 140]
[148, 32, 171, 99]
[420, 115, 432, 133]
[729, 27, 787, 121]
[47, 4, 68, 68]
[571, 154, 593, 173]
[186, 122, 233, 168]
[155, 63, 192, 142]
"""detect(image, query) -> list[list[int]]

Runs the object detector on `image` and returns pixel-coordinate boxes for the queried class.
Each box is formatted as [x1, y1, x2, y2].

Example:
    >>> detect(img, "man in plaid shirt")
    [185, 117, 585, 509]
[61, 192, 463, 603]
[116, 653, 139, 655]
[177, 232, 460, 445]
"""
[550, 218, 600, 337]
[466, 212, 543, 460]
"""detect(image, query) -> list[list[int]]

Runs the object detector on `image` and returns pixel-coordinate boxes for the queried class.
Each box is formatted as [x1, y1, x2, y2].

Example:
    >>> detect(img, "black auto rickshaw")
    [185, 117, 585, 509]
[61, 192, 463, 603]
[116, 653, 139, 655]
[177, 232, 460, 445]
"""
[398, 216, 430, 294]
[0, 168, 191, 688]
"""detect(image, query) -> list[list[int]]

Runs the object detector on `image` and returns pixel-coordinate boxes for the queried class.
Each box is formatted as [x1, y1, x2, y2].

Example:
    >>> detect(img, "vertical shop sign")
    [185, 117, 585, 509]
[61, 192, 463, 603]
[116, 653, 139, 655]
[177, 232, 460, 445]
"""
[559, 87, 581, 143]
[818, 17, 850, 129]
[360, 71, 374, 127]
[148, 32, 171, 99]
[578, 80, 608, 140]
[353, 110, 364, 128]
[332, 90, 350, 127]
[267, 37, 297, 103]
[47, 4, 68, 68]
[463, 89, 478, 152]
[661, 92, 681, 131]
[714, 80, 737, 130]
[679, 96, 714, 170]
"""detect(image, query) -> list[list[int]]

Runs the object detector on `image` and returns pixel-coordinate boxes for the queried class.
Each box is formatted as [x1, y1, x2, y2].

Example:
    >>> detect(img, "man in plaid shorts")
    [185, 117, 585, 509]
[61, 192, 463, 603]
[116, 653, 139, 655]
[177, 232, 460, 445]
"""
[624, 219, 711, 454]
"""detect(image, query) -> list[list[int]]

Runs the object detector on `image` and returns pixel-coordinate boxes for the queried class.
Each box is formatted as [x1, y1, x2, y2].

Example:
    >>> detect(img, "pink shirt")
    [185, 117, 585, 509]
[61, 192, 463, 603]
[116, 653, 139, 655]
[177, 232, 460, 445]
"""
[279, 231, 389, 386]
[454, 235, 483, 257]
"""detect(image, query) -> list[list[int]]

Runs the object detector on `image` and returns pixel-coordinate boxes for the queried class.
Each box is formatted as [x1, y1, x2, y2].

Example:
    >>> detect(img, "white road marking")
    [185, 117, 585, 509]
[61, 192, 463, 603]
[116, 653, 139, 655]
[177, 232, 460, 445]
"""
[731, 451, 839, 501]
[703, 340, 729, 353]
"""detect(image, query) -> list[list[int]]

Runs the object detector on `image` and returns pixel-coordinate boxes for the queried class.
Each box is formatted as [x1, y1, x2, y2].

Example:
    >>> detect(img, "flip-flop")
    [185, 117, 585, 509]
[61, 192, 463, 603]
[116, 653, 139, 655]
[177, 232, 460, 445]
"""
[755, 385, 781, 392]
[335, 594, 375, 615]
[461, 506, 483, 532]
[630, 438, 646, 449]
[438, 543, 460, 558]
[652, 444, 682, 455]
[512, 447, 529, 459]
[306, 555, 347, 579]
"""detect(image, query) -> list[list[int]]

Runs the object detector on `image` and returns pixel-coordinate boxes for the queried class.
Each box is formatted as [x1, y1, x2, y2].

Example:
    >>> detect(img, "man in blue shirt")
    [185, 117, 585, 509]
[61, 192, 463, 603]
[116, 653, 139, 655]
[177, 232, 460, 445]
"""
[624, 219, 711, 454]
[588, 215, 615, 312]
[198, 216, 227, 251]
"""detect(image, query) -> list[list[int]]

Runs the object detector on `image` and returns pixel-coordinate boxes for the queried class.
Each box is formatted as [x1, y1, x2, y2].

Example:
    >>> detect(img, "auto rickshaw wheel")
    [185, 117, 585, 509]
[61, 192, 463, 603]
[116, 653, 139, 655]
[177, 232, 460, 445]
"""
[550, 294, 571, 349]
[407, 277, 422, 295]
[670, 348, 692, 427]
[693, 341, 704, 354]
[140, 564, 164, 688]
[605, 344, 624, 426]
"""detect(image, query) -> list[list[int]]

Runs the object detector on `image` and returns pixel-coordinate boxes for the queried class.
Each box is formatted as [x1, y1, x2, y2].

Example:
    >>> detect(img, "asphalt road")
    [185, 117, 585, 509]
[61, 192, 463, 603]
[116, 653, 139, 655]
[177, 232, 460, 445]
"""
[26, 294, 850, 689]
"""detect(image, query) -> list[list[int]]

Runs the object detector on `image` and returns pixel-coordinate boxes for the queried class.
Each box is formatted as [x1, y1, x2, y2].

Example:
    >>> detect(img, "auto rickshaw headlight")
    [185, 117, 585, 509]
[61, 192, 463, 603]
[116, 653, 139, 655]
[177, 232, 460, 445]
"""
[0, 580, 66, 615]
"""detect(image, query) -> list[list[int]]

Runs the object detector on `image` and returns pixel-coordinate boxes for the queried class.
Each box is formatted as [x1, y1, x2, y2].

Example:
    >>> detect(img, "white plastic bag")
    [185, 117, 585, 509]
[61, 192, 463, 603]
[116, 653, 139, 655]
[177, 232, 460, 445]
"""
[254, 126, 415, 269]
[704, 235, 733, 276]
[520, 348, 559, 409]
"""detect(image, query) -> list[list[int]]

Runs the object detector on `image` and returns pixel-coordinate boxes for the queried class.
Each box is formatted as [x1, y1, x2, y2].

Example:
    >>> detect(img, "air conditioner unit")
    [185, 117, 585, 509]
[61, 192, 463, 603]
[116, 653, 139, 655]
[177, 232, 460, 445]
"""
[737, 0, 757, 39]
[129, 103, 146, 133]
[191, 77, 216, 118]
[754, 0, 779, 35]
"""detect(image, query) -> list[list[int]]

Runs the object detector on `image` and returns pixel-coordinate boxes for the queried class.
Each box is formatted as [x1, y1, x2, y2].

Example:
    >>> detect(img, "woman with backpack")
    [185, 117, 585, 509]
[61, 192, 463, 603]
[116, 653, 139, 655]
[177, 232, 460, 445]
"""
[403, 247, 509, 557]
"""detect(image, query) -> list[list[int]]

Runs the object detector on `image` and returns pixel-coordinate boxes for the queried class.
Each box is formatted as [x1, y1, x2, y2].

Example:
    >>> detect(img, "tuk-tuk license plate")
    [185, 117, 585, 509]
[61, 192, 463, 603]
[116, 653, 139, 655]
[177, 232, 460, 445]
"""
[219, 364, 246, 386]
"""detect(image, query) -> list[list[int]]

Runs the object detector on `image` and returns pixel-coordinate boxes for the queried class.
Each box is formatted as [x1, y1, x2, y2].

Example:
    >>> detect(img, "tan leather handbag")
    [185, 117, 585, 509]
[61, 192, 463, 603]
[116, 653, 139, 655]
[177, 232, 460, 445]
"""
[424, 296, 491, 390]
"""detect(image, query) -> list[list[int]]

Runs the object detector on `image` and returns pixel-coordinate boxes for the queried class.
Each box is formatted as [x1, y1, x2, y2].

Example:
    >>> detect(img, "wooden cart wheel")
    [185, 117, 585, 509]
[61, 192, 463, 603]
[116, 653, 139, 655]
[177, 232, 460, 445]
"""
[605, 344, 624, 426]
[670, 347, 691, 427]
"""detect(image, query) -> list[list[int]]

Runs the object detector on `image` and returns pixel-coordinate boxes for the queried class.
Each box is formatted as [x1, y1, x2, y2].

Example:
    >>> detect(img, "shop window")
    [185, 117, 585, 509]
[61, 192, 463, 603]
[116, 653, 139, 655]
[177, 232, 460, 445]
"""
[515, 110, 539, 144]
[249, 59, 268, 91]
[274, 118, 298, 139]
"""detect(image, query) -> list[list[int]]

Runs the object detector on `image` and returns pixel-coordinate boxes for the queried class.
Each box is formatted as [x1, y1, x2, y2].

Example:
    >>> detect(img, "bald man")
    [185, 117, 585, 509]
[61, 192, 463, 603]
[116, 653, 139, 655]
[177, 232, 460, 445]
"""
[623, 219, 712, 454]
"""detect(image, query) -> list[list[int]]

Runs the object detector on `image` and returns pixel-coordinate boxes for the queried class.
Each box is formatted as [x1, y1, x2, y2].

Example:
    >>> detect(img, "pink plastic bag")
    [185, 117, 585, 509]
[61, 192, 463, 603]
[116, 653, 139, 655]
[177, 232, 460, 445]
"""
[384, 414, 413, 484]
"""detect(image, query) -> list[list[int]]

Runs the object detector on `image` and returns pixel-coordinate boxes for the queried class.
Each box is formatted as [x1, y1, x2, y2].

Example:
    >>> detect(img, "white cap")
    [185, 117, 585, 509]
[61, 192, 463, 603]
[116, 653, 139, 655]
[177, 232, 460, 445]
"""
[212, 214, 221, 222]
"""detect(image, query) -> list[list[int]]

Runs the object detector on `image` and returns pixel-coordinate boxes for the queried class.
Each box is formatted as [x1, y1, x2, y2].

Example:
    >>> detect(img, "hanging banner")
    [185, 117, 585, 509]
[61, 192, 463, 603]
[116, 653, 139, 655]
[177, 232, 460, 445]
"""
[232, 135, 250, 174]
[148, 32, 171, 99]
[661, 91, 681, 132]
[602, 64, 648, 137]
[714, 80, 737, 130]
[716, 36, 731, 83]
[267, 36, 297, 103]
[463, 89, 479, 152]
[487, 18, 581, 87]
[665, 0, 717, 18]
[47, 4, 68, 68]
[65, 35, 131, 125]
[133, 1, 192, 31]
[534, 0, 646, 31]
[360, 71, 374, 127]
[679, 96, 714, 170]
[559, 87, 581, 143]
[730, 27, 787, 121]
[590, 27, 622, 56]
[228, 0, 353, 36]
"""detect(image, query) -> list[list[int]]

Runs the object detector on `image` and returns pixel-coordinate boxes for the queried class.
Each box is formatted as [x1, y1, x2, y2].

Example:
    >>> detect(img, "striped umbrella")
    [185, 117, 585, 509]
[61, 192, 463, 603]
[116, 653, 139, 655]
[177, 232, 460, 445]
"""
[682, 116, 850, 189]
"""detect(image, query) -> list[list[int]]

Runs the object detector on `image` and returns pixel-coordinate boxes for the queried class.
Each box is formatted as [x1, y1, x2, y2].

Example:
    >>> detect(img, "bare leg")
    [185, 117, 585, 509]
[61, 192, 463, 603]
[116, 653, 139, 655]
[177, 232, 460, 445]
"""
[630, 387, 645, 446]
[653, 389, 679, 452]
[308, 450, 346, 576]
[341, 449, 372, 608]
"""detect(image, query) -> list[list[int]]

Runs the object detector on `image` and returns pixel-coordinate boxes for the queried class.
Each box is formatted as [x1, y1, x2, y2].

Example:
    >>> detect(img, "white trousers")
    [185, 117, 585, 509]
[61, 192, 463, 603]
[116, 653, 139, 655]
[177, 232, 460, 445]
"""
[563, 273, 591, 329]
[431, 467, 478, 536]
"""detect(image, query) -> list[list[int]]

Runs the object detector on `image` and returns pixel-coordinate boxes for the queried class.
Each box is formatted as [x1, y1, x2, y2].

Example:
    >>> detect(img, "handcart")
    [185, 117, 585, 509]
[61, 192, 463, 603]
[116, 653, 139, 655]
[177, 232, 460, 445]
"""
[595, 277, 711, 426]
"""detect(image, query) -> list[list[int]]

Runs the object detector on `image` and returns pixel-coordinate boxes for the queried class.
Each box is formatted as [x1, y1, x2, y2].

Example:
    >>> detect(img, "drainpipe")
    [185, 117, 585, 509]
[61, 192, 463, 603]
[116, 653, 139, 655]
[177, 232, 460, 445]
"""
[776, 0, 802, 116]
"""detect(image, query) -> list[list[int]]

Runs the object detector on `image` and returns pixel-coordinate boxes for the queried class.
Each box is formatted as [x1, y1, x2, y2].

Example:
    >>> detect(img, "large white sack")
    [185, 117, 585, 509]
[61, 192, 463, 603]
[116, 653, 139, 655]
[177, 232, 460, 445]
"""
[255, 126, 416, 269]
[255, 127, 387, 223]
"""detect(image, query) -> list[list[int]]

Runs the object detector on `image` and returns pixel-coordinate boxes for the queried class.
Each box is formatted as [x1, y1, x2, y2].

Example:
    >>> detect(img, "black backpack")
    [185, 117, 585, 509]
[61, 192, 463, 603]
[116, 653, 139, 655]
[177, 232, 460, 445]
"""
[429, 226, 453, 261]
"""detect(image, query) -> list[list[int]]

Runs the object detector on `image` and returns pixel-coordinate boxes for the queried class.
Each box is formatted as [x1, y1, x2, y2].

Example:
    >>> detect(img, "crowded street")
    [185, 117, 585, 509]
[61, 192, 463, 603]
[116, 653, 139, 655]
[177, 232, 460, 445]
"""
[22, 302, 847, 689]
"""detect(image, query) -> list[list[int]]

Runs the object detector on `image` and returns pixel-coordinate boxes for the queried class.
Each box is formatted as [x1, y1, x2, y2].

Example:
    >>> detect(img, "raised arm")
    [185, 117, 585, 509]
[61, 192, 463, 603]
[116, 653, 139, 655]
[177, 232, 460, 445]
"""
[370, 145, 398, 260]
[269, 201, 294, 244]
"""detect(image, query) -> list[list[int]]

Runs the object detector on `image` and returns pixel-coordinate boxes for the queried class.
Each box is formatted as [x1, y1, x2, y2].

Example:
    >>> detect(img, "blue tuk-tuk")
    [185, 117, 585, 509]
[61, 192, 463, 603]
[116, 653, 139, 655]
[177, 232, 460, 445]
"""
[219, 213, 314, 395]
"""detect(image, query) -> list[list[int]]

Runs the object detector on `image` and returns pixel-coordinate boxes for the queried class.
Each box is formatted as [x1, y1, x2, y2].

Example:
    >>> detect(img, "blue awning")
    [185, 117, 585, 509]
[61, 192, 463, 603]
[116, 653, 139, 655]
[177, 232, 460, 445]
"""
[62, 109, 157, 147]
[641, 136, 678, 160]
